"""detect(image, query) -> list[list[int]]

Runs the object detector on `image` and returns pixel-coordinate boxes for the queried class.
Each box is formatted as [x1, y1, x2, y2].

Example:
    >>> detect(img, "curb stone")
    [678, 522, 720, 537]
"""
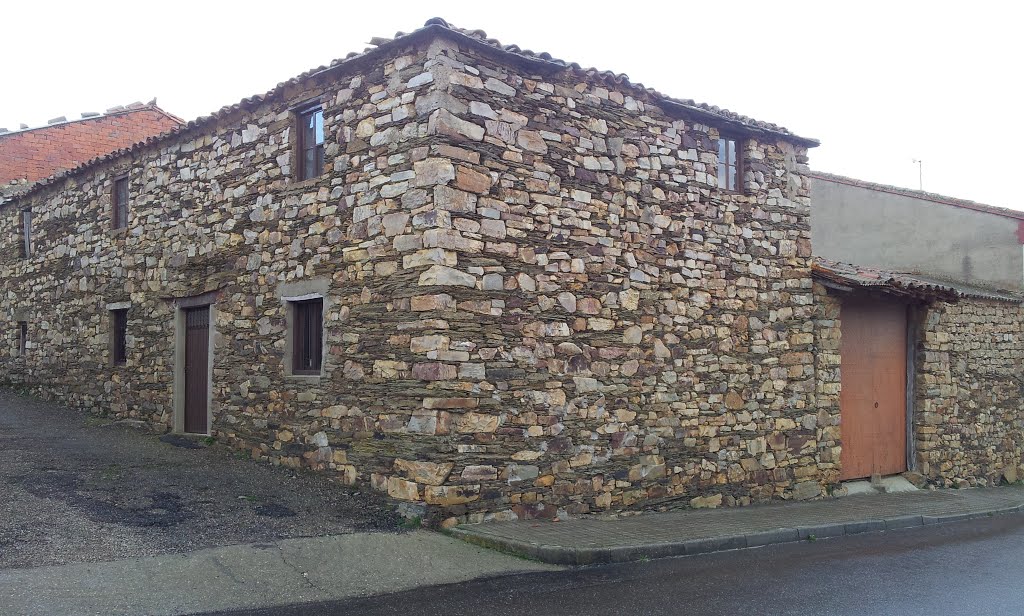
[451, 504, 1024, 566]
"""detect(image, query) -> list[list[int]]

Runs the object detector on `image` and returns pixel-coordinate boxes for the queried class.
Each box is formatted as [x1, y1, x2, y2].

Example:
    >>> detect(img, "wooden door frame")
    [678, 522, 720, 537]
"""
[904, 303, 925, 474]
[173, 300, 215, 435]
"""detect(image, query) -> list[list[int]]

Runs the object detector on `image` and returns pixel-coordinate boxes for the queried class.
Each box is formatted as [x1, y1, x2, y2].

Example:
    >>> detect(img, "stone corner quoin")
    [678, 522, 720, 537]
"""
[2, 26, 1017, 527]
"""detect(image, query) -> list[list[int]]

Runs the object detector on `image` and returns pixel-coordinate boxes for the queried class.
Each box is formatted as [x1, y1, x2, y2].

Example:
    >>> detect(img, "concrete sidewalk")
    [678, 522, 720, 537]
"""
[0, 531, 559, 616]
[452, 486, 1024, 565]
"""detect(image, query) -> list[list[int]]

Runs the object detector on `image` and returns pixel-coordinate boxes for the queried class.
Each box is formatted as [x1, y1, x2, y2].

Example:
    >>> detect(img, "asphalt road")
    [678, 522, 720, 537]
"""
[210, 513, 1024, 616]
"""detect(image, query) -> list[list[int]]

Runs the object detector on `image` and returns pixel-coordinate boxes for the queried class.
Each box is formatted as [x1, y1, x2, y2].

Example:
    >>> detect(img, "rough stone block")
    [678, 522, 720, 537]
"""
[434, 185, 478, 213]
[387, 477, 420, 501]
[411, 362, 457, 381]
[424, 485, 480, 506]
[407, 410, 438, 434]
[412, 158, 456, 187]
[410, 334, 450, 353]
[403, 248, 457, 269]
[423, 397, 478, 409]
[690, 493, 723, 509]
[516, 129, 548, 154]
[418, 265, 476, 287]
[393, 459, 453, 486]
[455, 167, 492, 194]
[428, 109, 484, 141]
[461, 465, 498, 481]
[455, 412, 500, 433]
[410, 294, 456, 312]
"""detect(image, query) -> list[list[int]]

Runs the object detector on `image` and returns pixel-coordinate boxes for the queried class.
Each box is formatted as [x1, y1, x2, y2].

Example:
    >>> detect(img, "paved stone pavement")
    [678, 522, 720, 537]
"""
[453, 485, 1024, 565]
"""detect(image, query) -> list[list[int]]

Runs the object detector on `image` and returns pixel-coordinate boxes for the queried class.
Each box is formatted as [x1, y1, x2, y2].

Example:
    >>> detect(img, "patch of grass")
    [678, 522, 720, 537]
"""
[806, 534, 817, 542]
[202, 436, 216, 446]
[401, 516, 422, 530]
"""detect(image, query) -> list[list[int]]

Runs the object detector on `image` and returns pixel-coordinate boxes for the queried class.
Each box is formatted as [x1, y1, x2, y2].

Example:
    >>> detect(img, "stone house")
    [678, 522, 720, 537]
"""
[812, 175, 1024, 491]
[3, 18, 1018, 526]
[0, 101, 183, 201]
[0, 18, 823, 523]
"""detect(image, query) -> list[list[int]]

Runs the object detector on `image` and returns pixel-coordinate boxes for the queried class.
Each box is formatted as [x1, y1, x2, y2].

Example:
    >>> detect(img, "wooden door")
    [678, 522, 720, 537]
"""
[184, 307, 210, 434]
[839, 298, 907, 480]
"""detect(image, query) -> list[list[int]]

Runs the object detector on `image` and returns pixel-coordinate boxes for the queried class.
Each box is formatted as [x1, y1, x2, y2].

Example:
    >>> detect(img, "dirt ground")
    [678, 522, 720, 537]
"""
[0, 390, 402, 569]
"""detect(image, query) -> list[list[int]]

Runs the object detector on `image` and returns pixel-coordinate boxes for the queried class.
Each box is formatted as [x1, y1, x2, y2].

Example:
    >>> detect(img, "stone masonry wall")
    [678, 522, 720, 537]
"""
[915, 297, 1024, 487]
[812, 283, 842, 485]
[1, 31, 831, 525]
[368, 36, 826, 524]
[2, 36, 452, 491]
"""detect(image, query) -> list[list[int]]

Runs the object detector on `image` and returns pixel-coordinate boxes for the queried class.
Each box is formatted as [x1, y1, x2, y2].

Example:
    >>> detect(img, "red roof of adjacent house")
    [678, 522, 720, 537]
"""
[0, 102, 183, 185]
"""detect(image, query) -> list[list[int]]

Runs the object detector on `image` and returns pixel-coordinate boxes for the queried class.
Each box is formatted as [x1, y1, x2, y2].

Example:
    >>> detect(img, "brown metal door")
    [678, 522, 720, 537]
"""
[184, 307, 210, 434]
[839, 298, 907, 480]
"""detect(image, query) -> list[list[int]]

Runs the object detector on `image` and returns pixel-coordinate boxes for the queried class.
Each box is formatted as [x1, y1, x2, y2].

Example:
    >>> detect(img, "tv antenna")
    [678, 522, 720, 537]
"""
[911, 158, 923, 190]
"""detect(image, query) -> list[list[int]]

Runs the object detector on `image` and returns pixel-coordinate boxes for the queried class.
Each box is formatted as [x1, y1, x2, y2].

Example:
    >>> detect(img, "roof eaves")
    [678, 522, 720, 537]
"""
[148, 104, 187, 127]
[811, 258, 1023, 304]
[425, 19, 818, 148]
[0, 103, 183, 140]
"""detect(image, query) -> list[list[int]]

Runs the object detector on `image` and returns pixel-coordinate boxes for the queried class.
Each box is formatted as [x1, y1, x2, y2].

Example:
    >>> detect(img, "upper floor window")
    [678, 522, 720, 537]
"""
[717, 136, 742, 192]
[20, 209, 31, 258]
[112, 175, 129, 230]
[296, 103, 325, 181]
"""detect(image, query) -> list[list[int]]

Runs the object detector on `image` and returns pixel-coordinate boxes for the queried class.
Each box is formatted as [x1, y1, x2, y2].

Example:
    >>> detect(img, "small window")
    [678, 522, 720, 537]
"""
[112, 176, 129, 229]
[111, 309, 128, 365]
[296, 104, 325, 181]
[291, 298, 323, 375]
[20, 209, 31, 258]
[18, 321, 27, 356]
[717, 136, 741, 192]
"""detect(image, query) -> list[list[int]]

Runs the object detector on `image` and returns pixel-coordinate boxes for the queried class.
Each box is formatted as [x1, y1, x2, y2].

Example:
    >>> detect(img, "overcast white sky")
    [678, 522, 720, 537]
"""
[2, 1, 1019, 208]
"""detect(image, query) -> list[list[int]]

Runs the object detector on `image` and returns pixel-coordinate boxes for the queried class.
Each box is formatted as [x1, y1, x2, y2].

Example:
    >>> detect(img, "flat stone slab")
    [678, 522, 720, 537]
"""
[452, 486, 1024, 565]
[843, 480, 880, 496]
[879, 475, 920, 493]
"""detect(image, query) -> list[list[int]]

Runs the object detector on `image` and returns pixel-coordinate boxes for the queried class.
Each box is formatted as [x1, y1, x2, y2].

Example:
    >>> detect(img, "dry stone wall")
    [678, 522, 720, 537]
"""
[1, 38, 453, 490]
[915, 297, 1024, 487]
[363, 37, 827, 522]
[812, 284, 842, 484]
[1, 32, 838, 524]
